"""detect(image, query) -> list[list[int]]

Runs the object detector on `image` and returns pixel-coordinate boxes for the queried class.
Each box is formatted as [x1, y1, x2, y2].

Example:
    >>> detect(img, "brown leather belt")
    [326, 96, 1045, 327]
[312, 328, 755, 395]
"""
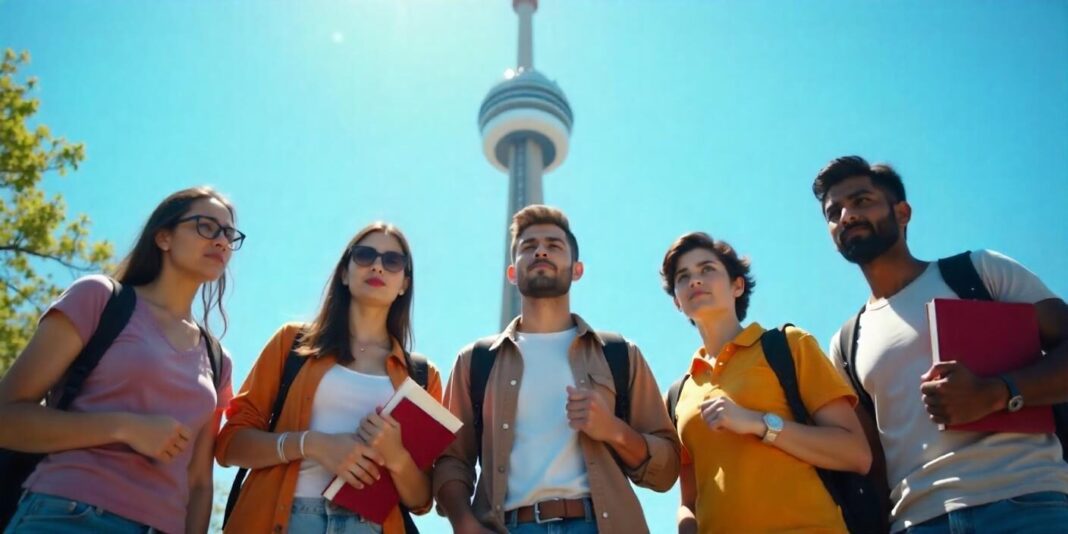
[509, 497, 591, 524]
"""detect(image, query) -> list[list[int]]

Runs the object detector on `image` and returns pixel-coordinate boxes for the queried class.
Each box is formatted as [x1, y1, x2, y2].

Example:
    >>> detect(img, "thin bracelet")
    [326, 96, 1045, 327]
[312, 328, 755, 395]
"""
[299, 431, 309, 459]
[276, 432, 288, 463]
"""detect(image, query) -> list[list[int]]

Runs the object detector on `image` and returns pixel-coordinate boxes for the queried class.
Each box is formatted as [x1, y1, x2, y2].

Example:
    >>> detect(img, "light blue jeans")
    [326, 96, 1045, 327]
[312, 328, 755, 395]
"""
[3, 492, 157, 534]
[505, 499, 598, 534]
[901, 491, 1068, 534]
[288, 497, 383, 534]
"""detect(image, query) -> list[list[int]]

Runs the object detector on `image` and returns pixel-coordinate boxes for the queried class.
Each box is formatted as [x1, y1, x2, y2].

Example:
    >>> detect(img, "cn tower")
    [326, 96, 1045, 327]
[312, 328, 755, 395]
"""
[479, 0, 574, 328]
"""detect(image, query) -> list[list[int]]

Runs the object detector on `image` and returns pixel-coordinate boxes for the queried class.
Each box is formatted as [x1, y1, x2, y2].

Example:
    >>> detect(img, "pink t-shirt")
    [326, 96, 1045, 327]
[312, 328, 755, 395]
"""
[24, 275, 234, 534]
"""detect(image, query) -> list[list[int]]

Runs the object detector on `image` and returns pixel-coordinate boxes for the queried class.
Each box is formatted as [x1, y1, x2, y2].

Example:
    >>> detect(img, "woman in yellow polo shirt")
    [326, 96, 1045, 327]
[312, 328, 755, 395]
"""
[660, 232, 872, 534]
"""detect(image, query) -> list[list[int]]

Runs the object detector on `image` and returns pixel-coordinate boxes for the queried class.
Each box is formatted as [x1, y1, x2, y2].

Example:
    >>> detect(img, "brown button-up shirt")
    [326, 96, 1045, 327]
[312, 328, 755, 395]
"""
[432, 314, 680, 533]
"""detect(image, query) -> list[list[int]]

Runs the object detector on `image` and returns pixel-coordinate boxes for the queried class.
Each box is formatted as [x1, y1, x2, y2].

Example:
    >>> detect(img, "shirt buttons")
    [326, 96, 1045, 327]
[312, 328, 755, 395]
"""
[502, 423, 510, 430]
[497, 466, 505, 473]
[602, 512, 609, 518]
[495, 505, 502, 511]
[510, 380, 517, 386]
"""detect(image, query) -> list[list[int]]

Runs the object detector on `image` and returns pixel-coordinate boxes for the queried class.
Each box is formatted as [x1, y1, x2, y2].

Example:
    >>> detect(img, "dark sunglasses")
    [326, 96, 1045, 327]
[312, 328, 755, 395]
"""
[350, 245, 408, 273]
[176, 215, 246, 251]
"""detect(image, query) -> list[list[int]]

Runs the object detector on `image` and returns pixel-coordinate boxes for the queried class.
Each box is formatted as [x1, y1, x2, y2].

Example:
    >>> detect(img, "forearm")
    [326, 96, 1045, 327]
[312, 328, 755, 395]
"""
[1010, 342, 1068, 406]
[219, 428, 305, 469]
[0, 403, 129, 453]
[769, 421, 870, 473]
[184, 481, 213, 534]
[389, 452, 431, 510]
[605, 417, 650, 469]
[437, 480, 479, 529]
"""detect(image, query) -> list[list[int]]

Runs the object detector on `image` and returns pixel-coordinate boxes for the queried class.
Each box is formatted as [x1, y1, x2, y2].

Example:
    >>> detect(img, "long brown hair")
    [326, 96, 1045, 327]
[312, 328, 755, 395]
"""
[298, 222, 414, 364]
[116, 186, 236, 335]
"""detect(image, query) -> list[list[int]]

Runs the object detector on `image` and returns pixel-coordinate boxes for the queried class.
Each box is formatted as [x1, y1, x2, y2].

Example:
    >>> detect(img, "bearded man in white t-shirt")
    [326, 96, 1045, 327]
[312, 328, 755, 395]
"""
[814, 155, 1068, 533]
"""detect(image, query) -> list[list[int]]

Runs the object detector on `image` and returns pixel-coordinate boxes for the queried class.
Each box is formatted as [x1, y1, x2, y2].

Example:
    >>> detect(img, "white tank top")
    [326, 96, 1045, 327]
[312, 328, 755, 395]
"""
[293, 364, 395, 497]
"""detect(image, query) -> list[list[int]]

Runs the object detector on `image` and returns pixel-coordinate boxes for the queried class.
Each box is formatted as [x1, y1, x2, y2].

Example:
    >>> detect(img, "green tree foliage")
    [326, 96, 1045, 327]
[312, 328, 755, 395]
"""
[1, 49, 112, 374]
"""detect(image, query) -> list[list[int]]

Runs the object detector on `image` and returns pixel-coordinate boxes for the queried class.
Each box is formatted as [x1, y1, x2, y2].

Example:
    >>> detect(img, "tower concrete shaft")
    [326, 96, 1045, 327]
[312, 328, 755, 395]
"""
[500, 137, 544, 327]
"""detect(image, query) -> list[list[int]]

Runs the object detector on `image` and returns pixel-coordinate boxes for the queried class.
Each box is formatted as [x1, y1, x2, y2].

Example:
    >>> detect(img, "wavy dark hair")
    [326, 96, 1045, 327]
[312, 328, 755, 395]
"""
[298, 222, 414, 365]
[116, 186, 236, 335]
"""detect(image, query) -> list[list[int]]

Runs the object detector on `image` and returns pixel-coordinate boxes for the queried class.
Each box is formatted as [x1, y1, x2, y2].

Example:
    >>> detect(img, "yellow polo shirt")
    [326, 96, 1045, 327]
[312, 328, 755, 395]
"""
[676, 323, 856, 534]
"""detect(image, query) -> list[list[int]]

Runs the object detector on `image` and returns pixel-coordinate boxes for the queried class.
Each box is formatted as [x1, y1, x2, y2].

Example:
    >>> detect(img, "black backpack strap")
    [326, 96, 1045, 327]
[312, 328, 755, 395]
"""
[406, 352, 429, 390]
[199, 328, 224, 391]
[761, 324, 811, 424]
[598, 332, 631, 422]
[665, 375, 689, 429]
[839, 306, 875, 419]
[938, 251, 993, 301]
[469, 339, 497, 466]
[53, 278, 137, 410]
[224, 330, 308, 527]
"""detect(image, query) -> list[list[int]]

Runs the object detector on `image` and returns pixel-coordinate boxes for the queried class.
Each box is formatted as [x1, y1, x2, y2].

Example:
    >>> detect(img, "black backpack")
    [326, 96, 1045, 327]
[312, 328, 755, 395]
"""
[838, 251, 1068, 462]
[0, 278, 224, 528]
[222, 332, 430, 534]
[468, 332, 631, 466]
[665, 325, 884, 534]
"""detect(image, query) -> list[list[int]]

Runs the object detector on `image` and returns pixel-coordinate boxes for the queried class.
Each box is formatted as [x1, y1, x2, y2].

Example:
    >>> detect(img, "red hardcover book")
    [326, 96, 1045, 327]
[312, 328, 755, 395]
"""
[927, 298, 1053, 433]
[322, 378, 462, 524]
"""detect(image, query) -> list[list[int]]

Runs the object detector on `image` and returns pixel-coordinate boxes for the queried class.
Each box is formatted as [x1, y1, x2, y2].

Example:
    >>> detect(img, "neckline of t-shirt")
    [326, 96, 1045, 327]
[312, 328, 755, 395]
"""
[516, 327, 578, 341]
[133, 295, 206, 355]
[865, 261, 938, 311]
[333, 364, 391, 380]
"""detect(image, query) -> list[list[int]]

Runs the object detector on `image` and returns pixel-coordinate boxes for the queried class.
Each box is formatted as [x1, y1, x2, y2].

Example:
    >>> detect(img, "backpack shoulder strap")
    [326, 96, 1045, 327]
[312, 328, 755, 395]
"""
[938, 251, 993, 301]
[838, 306, 875, 418]
[598, 331, 631, 422]
[54, 277, 137, 410]
[469, 338, 497, 466]
[760, 324, 812, 424]
[665, 375, 689, 429]
[406, 352, 429, 390]
[199, 329, 224, 391]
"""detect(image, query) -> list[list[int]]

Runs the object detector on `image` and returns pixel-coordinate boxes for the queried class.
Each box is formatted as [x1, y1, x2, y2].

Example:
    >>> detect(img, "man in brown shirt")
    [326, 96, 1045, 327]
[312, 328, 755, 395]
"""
[433, 205, 681, 534]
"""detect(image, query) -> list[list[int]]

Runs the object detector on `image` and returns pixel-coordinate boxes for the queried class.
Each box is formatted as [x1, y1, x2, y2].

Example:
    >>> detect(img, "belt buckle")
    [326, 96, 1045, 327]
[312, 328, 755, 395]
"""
[534, 499, 564, 524]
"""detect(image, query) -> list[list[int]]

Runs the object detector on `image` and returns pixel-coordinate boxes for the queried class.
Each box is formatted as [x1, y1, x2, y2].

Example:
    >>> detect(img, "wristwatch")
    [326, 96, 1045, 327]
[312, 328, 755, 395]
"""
[999, 374, 1024, 413]
[762, 413, 784, 443]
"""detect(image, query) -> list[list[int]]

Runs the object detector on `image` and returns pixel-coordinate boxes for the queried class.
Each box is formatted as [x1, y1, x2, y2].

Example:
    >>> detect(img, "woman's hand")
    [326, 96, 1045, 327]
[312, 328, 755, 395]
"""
[699, 397, 765, 437]
[305, 431, 385, 489]
[116, 413, 193, 462]
[357, 410, 411, 473]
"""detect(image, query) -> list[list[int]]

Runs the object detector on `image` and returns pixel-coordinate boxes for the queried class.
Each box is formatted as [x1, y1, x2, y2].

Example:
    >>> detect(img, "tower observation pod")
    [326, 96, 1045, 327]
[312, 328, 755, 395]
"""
[479, 0, 574, 329]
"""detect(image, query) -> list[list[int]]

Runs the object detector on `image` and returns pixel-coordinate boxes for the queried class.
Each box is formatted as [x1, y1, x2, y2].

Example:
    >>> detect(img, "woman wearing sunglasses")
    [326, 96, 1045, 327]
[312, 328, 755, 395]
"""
[0, 187, 242, 533]
[218, 222, 442, 534]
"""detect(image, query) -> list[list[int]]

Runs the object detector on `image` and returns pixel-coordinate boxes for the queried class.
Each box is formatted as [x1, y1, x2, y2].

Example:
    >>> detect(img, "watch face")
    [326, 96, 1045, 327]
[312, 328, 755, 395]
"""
[764, 413, 784, 431]
[1007, 395, 1025, 413]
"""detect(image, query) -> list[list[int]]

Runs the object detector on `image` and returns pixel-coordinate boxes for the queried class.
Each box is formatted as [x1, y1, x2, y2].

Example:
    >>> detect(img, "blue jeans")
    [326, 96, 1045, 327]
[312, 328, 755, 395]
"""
[3, 492, 156, 534]
[505, 499, 598, 534]
[902, 491, 1068, 534]
[288, 497, 383, 534]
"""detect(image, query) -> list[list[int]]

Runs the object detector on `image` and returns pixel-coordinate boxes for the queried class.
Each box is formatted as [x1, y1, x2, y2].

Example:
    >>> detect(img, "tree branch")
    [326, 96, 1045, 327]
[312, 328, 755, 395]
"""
[0, 244, 90, 270]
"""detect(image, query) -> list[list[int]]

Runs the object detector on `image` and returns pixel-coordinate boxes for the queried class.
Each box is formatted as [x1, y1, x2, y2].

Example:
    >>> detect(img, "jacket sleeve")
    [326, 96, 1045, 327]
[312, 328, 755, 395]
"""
[214, 323, 300, 466]
[431, 346, 479, 507]
[619, 342, 682, 492]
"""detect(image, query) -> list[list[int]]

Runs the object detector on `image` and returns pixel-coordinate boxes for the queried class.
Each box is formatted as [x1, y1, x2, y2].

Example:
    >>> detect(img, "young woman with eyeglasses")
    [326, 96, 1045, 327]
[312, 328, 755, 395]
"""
[0, 187, 243, 534]
[217, 222, 442, 534]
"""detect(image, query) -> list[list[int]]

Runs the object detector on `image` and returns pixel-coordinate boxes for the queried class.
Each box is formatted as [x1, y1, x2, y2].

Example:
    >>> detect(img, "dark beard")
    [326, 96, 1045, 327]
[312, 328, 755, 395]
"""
[518, 266, 572, 298]
[838, 212, 900, 265]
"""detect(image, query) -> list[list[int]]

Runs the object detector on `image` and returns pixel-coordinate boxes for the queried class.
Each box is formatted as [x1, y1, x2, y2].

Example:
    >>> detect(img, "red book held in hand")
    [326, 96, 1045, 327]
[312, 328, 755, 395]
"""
[927, 297, 1053, 433]
[322, 377, 462, 524]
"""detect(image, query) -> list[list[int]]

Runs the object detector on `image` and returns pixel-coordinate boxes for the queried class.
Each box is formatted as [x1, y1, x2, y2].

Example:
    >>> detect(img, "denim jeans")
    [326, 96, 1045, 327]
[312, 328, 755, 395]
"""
[3, 492, 156, 534]
[288, 497, 383, 534]
[505, 499, 598, 534]
[902, 491, 1068, 534]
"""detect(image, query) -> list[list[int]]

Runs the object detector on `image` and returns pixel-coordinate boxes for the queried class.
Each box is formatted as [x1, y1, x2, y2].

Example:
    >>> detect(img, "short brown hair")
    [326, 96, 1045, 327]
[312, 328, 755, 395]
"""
[509, 205, 579, 261]
[660, 232, 755, 321]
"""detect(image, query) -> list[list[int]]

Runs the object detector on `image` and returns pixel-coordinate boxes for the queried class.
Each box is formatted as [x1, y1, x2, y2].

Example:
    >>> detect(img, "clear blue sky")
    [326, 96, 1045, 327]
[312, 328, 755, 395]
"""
[3, 1, 1067, 532]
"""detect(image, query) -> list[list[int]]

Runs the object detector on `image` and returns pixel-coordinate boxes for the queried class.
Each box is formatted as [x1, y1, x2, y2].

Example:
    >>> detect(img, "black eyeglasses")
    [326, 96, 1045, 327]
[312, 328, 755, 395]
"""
[177, 215, 246, 251]
[350, 245, 408, 273]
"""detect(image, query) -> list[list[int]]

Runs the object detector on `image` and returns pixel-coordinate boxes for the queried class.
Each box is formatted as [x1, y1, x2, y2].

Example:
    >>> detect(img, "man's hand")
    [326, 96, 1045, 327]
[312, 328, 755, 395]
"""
[920, 361, 1006, 426]
[566, 385, 621, 442]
